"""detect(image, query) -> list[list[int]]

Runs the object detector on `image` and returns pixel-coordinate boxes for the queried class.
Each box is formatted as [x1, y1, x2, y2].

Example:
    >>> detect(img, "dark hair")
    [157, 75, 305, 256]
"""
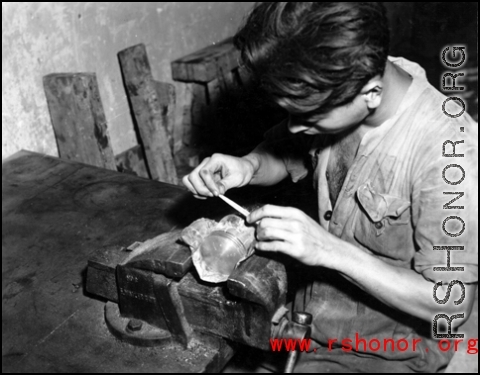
[234, 2, 390, 124]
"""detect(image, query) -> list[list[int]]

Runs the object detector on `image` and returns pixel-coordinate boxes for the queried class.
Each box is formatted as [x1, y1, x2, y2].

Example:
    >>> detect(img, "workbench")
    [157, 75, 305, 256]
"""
[2, 151, 272, 372]
[5, 151, 474, 373]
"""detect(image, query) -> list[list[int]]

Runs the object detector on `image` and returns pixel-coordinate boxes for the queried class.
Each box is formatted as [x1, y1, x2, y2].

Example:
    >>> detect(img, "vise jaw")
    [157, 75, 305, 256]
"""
[86, 229, 287, 351]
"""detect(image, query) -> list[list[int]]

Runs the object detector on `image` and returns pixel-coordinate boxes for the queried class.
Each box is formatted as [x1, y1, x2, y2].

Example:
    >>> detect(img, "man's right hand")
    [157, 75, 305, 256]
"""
[182, 153, 257, 199]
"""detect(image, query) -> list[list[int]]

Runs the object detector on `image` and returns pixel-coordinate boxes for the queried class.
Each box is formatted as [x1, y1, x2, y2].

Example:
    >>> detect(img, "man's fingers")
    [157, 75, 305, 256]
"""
[256, 218, 297, 238]
[182, 175, 198, 195]
[186, 172, 213, 197]
[199, 167, 222, 196]
[255, 239, 290, 254]
[193, 194, 208, 200]
[247, 204, 301, 223]
[183, 175, 208, 199]
[184, 158, 216, 197]
[181, 153, 245, 198]
[256, 227, 292, 241]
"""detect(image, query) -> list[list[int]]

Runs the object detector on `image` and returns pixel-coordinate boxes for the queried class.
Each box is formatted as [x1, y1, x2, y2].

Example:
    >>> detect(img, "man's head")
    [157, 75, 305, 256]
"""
[234, 2, 390, 132]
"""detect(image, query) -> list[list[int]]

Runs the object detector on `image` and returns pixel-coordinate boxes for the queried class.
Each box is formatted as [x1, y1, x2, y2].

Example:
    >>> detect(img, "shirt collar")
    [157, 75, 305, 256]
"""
[357, 56, 429, 156]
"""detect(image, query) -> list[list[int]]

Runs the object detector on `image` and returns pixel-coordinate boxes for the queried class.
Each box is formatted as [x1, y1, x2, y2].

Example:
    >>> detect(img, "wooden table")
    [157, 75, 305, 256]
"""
[2, 150, 281, 372]
[8, 151, 472, 373]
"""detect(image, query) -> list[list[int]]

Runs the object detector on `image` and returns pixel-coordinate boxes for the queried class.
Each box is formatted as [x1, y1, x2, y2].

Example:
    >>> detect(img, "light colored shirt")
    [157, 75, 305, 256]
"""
[264, 57, 478, 372]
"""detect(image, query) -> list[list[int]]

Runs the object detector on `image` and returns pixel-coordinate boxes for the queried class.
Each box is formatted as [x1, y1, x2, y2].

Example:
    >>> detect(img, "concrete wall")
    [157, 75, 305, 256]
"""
[2, 2, 254, 160]
[3, 2, 476, 161]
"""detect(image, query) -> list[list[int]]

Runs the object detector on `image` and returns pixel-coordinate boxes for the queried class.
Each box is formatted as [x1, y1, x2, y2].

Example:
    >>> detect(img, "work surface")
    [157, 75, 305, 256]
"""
[2, 151, 299, 373]
[2, 151, 477, 373]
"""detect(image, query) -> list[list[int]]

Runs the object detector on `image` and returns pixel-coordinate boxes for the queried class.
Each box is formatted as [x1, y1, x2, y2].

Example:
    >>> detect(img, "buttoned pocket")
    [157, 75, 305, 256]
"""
[354, 182, 414, 261]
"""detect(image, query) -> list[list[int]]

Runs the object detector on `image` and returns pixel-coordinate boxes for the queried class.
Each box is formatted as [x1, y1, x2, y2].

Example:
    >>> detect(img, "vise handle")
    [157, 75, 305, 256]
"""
[284, 312, 313, 373]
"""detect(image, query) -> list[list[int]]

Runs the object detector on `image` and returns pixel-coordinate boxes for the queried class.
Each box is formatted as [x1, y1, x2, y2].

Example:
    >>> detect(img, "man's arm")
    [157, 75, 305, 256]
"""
[337, 240, 476, 323]
[182, 140, 290, 198]
[242, 141, 290, 186]
[248, 204, 476, 324]
[249, 114, 478, 325]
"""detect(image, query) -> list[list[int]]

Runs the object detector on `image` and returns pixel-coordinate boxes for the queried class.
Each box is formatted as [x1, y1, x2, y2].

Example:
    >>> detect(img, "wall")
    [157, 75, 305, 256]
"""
[2, 2, 255, 160]
[3, 2, 476, 161]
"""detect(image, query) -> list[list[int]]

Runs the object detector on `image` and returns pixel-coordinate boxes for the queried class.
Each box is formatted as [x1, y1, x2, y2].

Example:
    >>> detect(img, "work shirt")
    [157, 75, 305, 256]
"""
[264, 57, 478, 372]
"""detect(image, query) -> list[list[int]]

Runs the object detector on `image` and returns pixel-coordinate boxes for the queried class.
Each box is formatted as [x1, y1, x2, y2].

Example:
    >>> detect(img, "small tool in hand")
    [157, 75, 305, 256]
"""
[218, 194, 250, 217]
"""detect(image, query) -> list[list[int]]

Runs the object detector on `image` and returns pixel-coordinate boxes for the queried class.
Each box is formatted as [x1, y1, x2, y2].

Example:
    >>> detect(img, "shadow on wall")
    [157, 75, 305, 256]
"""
[387, 2, 477, 120]
[192, 73, 286, 160]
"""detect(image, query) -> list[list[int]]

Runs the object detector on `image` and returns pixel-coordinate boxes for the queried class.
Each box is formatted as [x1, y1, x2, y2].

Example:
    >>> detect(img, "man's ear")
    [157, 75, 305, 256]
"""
[361, 78, 383, 109]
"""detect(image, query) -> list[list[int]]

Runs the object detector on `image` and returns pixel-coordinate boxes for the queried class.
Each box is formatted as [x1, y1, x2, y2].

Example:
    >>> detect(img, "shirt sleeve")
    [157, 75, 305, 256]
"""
[411, 118, 478, 285]
[263, 119, 312, 183]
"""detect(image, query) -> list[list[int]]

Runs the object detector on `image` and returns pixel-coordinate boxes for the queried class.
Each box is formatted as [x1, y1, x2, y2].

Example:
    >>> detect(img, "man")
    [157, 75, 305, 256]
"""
[183, 3, 477, 372]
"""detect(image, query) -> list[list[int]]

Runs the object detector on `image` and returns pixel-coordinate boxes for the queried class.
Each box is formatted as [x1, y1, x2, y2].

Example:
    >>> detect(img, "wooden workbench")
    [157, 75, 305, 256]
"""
[7, 151, 472, 373]
[2, 150, 279, 372]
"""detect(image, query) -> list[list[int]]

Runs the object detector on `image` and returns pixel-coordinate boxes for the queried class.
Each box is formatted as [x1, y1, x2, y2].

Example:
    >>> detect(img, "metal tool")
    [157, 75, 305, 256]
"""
[218, 194, 250, 217]
[284, 312, 313, 373]
[87, 213, 288, 351]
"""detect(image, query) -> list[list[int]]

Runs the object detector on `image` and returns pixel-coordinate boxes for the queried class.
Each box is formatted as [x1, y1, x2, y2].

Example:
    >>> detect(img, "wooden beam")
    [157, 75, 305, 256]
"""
[179, 83, 207, 149]
[43, 73, 116, 170]
[118, 44, 178, 184]
[178, 83, 193, 147]
[115, 145, 150, 179]
[171, 37, 240, 83]
[153, 81, 176, 152]
[115, 82, 175, 180]
[237, 65, 252, 87]
[172, 37, 242, 161]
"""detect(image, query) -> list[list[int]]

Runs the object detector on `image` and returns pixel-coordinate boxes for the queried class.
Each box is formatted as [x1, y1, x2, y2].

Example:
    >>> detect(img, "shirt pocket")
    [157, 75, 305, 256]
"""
[354, 181, 414, 261]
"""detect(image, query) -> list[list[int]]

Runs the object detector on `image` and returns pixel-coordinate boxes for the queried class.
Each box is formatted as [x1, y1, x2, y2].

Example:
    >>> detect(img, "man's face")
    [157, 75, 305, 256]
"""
[287, 92, 371, 135]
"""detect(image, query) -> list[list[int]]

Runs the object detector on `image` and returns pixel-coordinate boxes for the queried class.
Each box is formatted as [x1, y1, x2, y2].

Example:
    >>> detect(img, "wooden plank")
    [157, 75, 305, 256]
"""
[205, 72, 237, 125]
[216, 53, 236, 93]
[180, 83, 207, 149]
[237, 65, 252, 87]
[115, 144, 150, 179]
[177, 83, 193, 149]
[118, 44, 177, 184]
[153, 81, 176, 152]
[171, 37, 240, 83]
[43, 73, 116, 170]
[207, 77, 222, 107]
[191, 83, 208, 137]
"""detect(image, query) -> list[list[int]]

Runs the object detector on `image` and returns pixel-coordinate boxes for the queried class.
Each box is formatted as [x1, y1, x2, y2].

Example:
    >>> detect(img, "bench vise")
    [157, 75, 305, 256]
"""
[85, 226, 288, 352]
